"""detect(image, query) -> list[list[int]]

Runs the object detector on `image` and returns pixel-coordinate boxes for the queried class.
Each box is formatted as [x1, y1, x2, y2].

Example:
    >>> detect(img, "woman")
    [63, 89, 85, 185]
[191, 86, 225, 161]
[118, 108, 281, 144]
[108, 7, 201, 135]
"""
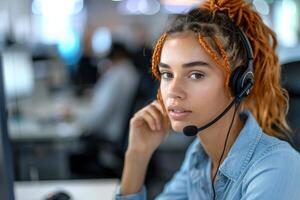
[116, 0, 300, 199]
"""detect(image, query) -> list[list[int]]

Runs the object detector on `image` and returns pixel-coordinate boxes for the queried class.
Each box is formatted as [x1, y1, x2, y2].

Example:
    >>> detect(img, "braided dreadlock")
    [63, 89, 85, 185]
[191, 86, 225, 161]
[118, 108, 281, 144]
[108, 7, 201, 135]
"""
[151, 0, 292, 141]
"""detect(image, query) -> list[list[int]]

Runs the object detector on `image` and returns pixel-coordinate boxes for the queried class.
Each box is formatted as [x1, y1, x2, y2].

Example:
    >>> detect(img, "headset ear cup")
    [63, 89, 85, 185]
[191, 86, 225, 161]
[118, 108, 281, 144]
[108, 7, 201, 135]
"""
[230, 66, 245, 96]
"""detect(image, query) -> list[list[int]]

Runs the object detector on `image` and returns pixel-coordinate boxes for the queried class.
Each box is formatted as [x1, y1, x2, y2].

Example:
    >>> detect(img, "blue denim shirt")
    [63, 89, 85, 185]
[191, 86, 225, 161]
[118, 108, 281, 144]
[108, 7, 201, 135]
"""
[116, 111, 300, 200]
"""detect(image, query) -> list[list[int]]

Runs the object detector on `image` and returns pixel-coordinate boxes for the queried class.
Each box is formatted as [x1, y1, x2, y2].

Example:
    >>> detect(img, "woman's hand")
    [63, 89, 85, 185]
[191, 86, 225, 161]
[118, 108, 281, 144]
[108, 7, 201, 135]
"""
[127, 100, 171, 156]
[121, 100, 170, 195]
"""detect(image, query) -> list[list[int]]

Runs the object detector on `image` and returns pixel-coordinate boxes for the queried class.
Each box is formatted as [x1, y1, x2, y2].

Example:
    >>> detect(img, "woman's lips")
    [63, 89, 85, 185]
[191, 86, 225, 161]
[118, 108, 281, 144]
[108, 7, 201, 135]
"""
[168, 109, 192, 120]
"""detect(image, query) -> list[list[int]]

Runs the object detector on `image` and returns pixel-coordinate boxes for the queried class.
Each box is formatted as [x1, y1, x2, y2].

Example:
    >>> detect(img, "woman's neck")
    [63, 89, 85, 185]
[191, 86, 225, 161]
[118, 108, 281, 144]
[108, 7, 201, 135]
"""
[197, 108, 244, 169]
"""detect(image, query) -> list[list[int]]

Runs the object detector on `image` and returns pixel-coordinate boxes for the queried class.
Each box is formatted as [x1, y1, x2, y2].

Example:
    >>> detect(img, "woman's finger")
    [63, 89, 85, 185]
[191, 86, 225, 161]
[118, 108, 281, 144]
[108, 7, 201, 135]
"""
[151, 101, 170, 128]
[151, 100, 167, 116]
[145, 107, 162, 130]
[139, 111, 157, 131]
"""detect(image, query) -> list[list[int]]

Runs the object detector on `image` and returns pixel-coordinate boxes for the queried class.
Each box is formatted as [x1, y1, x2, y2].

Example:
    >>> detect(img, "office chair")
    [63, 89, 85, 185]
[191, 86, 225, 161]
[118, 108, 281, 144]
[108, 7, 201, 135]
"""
[281, 60, 300, 152]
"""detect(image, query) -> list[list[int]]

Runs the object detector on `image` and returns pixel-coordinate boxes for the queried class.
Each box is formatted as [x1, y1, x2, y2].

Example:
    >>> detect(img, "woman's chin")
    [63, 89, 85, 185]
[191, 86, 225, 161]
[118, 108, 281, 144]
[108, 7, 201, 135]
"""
[170, 121, 187, 133]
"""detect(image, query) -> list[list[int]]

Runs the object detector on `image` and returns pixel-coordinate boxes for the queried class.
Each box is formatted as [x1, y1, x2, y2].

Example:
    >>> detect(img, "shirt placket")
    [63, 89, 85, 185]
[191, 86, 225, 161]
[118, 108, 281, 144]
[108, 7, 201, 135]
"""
[190, 152, 212, 199]
[214, 172, 228, 200]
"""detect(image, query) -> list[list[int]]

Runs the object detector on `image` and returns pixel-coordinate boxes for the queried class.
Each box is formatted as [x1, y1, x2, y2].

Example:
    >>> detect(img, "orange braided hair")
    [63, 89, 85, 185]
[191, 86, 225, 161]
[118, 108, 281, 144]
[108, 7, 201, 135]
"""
[151, 0, 292, 140]
[198, 34, 232, 91]
[151, 33, 168, 113]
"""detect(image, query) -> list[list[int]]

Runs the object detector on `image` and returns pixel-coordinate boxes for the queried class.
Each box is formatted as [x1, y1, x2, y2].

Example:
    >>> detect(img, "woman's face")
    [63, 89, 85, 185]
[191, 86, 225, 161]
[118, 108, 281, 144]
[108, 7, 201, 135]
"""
[159, 31, 232, 132]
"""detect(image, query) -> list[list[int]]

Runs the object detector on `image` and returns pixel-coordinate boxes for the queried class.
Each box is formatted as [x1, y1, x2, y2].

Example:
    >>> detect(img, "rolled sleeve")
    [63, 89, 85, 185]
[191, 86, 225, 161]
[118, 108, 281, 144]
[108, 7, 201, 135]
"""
[115, 185, 147, 200]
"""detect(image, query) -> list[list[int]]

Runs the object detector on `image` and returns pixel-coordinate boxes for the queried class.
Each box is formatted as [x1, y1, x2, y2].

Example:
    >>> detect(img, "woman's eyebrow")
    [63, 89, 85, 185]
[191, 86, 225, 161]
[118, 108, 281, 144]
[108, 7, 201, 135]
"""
[182, 61, 210, 68]
[158, 61, 210, 68]
[157, 62, 170, 68]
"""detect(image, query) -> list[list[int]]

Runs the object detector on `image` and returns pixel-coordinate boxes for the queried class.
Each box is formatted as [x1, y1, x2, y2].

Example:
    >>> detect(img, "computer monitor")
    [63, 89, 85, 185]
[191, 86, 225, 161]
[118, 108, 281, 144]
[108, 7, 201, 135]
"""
[0, 54, 15, 200]
[2, 48, 34, 100]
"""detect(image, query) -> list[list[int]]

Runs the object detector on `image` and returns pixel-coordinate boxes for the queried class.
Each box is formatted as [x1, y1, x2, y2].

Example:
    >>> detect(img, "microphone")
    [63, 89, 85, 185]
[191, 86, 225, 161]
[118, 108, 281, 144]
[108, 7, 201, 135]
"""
[182, 81, 253, 136]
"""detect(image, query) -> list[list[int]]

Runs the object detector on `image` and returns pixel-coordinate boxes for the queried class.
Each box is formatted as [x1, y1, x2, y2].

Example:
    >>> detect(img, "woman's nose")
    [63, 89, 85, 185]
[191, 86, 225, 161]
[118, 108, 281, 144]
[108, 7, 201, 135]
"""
[167, 78, 187, 100]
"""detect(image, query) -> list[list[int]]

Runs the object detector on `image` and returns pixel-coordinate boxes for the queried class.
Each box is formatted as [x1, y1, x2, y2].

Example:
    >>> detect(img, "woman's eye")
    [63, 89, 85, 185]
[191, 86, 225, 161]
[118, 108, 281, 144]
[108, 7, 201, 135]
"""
[190, 73, 204, 80]
[161, 72, 173, 79]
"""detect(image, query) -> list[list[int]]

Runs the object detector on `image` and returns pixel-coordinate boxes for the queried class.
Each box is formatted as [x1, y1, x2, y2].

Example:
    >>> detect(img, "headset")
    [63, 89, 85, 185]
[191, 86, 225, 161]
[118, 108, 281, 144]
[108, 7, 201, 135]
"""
[229, 23, 254, 99]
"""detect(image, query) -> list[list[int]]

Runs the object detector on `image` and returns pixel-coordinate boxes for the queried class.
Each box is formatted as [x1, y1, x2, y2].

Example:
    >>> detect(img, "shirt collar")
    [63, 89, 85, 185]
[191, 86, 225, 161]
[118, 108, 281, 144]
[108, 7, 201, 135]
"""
[218, 110, 263, 181]
[189, 111, 263, 181]
[189, 139, 206, 168]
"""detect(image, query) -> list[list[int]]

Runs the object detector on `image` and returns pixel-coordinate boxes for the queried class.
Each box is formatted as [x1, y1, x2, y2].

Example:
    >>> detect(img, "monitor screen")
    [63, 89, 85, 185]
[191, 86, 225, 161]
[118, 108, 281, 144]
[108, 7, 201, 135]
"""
[2, 48, 34, 100]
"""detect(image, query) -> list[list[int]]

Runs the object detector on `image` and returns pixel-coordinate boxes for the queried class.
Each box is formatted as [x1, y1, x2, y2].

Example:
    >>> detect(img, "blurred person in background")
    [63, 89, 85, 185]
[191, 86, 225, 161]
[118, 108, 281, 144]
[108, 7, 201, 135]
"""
[77, 41, 139, 143]
[69, 41, 140, 177]
[116, 0, 300, 199]
[72, 30, 99, 96]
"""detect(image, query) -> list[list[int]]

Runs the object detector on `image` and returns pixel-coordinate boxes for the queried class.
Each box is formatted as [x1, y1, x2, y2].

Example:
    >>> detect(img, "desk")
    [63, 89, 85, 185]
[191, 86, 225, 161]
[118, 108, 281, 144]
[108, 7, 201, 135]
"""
[9, 118, 85, 180]
[15, 179, 118, 200]
[9, 119, 82, 141]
